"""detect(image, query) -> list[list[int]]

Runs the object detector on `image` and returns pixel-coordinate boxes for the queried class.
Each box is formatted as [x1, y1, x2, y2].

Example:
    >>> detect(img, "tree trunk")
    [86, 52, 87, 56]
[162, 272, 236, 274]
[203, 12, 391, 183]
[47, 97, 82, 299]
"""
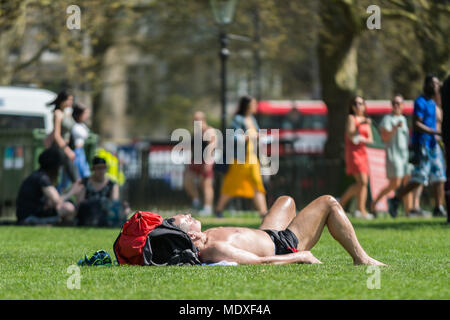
[318, 0, 364, 160]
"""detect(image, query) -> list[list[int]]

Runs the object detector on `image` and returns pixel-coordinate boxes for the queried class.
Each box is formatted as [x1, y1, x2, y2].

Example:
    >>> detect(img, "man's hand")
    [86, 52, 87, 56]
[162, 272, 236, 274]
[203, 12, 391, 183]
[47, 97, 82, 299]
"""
[293, 251, 323, 264]
[70, 179, 84, 195]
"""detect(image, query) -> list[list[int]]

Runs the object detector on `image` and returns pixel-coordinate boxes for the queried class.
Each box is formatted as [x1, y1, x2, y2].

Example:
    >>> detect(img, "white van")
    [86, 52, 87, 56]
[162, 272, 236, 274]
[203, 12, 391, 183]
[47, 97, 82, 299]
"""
[0, 86, 56, 134]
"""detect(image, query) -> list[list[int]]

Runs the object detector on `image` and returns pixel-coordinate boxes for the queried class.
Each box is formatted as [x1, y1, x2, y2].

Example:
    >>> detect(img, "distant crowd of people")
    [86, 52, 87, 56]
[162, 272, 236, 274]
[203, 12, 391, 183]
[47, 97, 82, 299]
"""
[185, 75, 449, 220]
[16, 90, 129, 226]
[15, 73, 449, 225]
[184, 96, 268, 218]
[339, 74, 448, 219]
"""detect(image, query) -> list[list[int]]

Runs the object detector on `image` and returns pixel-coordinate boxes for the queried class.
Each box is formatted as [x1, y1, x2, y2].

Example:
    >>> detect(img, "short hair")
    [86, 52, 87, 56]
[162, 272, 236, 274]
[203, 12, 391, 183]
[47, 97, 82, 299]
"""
[423, 74, 437, 97]
[165, 217, 189, 233]
[392, 94, 404, 104]
[38, 148, 63, 171]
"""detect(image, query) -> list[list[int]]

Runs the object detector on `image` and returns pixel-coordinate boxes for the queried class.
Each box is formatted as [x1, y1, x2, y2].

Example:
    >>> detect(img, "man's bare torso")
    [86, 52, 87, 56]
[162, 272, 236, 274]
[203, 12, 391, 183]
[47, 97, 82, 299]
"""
[198, 227, 275, 263]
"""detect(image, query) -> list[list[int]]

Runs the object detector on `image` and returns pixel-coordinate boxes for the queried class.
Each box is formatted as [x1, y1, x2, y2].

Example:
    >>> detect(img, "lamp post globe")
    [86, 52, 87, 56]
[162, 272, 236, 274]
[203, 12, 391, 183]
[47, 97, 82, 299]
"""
[210, 0, 238, 25]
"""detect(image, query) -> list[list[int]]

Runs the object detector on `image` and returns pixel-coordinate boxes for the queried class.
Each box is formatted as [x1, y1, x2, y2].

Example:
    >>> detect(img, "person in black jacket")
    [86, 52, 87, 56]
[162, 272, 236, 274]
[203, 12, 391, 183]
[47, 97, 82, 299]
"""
[16, 148, 82, 225]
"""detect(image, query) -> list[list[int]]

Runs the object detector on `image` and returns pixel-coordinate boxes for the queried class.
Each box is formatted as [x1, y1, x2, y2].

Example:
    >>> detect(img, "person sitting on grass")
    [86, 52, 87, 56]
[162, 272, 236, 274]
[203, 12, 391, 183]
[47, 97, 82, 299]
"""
[75, 156, 129, 227]
[16, 148, 83, 226]
[167, 195, 386, 266]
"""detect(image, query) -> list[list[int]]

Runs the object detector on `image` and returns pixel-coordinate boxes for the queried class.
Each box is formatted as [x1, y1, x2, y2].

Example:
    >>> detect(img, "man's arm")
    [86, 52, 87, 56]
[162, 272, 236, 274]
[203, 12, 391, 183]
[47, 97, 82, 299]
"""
[42, 181, 83, 208]
[202, 242, 321, 265]
[414, 115, 441, 135]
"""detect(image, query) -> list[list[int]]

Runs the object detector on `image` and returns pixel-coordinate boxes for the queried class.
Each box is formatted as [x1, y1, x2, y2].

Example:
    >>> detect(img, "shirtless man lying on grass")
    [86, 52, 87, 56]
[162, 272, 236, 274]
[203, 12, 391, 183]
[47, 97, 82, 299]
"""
[168, 195, 386, 266]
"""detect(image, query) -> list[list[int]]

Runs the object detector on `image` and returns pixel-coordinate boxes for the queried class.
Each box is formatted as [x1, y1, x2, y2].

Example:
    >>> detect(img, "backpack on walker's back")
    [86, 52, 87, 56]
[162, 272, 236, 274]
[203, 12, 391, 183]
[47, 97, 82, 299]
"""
[113, 211, 201, 266]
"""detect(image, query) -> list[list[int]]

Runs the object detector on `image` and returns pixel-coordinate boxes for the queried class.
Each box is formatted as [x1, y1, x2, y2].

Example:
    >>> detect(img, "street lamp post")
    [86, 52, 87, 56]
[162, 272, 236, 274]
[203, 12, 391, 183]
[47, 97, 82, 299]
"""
[219, 31, 229, 134]
[210, 0, 238, 134]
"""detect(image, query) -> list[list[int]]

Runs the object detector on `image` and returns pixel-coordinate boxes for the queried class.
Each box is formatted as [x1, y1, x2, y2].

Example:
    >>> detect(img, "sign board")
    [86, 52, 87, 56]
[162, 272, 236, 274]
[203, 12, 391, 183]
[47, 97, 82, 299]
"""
[366, 147, 394, 212]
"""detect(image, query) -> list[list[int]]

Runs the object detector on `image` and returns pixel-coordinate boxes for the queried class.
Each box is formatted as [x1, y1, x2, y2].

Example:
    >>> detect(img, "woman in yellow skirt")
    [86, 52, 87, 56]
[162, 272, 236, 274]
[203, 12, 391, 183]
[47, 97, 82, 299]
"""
[215, 96, 268, 218]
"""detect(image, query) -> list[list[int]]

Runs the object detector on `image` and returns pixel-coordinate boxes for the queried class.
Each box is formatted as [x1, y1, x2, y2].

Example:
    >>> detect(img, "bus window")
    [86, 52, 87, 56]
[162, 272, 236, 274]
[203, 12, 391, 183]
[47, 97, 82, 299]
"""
[258, 114, 285, 130]
[0, 114, 45, 130]
[299, 114, 327, 130]
[259, 113, 327, 131]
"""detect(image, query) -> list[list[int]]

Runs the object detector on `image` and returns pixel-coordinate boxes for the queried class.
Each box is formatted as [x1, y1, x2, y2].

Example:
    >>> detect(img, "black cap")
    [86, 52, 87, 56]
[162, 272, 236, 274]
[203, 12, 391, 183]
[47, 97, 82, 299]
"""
[92, 156, 107, 166]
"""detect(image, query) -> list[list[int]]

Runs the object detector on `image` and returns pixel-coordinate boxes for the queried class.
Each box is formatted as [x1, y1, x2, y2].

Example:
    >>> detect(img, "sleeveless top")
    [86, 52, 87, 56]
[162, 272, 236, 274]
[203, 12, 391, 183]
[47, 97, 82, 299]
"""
[82, 177, 115, 201]
[345, 116, 370, 175]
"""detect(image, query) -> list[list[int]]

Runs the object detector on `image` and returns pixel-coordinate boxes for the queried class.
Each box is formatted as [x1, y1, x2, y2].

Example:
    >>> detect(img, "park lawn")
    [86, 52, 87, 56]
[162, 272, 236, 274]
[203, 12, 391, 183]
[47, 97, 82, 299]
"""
[0, 216, 448, 300]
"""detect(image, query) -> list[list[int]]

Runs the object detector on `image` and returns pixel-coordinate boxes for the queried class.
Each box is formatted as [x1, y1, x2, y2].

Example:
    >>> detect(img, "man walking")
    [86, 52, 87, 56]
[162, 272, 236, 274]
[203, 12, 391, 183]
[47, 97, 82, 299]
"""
[388, 75, 447, 217]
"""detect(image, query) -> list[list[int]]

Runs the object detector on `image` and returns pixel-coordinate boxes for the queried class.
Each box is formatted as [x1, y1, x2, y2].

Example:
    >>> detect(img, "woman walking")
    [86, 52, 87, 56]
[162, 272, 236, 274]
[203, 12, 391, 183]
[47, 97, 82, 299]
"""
[70, 103, 91, 179]
[215, 96, 267, 218]
[45, 90, 77, 190]
[339, 96, 374, 219]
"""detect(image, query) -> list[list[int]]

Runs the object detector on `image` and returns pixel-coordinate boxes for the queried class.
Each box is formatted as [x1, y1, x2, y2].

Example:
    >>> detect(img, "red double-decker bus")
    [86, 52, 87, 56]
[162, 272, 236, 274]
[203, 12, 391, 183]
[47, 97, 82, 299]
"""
[257, 100, 414, 155]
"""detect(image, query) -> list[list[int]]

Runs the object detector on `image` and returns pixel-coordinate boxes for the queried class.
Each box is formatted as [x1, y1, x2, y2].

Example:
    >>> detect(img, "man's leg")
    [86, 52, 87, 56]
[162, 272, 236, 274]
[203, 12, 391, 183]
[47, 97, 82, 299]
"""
[388, 159, 425, 217]
[371, 178, 401, 212]
[259, 196, 297, 231]
[200, 176, 214, 215]
[430, 144, 447, 217]
[184, 170, 200, 209]
[287, 196, 386, 266]
[56, 201, 76, 224]
[253, 191, 268, 218]
[356, 173, 369, 215]
[215, 193, 232, 217]
[402, 175, 413, 214]
[339, 176, 361, 209]
[433, 182, 445, 208]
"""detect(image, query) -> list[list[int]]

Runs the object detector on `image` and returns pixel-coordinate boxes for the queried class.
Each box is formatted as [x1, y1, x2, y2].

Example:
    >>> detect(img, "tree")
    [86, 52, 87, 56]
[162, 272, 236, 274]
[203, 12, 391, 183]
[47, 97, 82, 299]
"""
[318, 0, 450, 160]
[0, 0, 59, 85]
[318, 0, 366, 159]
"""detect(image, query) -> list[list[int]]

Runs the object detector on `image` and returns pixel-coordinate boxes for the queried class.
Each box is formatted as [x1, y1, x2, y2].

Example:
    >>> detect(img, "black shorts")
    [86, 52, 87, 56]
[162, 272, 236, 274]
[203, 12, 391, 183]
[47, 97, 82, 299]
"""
[263, 229, 299, 255]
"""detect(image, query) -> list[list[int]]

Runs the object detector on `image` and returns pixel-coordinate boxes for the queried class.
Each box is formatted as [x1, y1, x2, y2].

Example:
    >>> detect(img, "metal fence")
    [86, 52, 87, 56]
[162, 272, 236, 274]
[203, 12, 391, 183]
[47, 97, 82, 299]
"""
[118, 140, 348, 212]
[2, 135, 436, 218]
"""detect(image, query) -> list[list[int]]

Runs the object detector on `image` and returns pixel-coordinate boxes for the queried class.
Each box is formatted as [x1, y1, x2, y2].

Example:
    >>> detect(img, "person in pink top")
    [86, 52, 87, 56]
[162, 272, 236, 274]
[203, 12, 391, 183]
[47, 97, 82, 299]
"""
[339, 96, 374, 219]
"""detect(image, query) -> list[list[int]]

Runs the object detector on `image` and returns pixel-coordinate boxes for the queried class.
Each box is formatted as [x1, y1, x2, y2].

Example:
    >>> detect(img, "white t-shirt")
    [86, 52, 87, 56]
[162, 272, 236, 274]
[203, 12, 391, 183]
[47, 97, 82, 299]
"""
[71, 123, 90, 148]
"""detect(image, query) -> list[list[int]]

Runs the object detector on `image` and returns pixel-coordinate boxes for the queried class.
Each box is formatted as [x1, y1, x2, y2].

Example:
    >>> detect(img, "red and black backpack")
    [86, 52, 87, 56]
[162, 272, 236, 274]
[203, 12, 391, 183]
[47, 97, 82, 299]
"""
[113, 211, 201, 266]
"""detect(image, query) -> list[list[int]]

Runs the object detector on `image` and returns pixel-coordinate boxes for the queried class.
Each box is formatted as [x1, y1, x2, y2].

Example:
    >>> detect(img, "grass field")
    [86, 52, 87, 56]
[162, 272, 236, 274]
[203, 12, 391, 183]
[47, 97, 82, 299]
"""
[0, 216, 448, 300]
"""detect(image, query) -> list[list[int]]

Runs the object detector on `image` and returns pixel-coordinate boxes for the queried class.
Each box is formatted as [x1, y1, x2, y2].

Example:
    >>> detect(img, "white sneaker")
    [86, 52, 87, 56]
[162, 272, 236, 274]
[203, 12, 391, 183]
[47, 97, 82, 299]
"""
[198, 206, 212, 217]
[354, 211, 374, 220]
[365, 213, 375, 220]
[354, 210, 363, 218]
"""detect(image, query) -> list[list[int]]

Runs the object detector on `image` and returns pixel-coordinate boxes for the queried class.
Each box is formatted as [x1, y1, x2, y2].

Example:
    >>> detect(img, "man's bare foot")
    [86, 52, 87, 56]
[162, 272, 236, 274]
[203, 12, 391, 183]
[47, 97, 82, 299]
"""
[354, 256, 387, 266]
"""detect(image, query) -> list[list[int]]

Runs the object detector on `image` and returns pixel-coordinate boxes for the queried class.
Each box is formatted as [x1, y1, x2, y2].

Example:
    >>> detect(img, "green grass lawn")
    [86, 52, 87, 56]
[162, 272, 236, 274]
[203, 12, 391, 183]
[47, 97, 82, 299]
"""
[0, 216, 448, 300]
